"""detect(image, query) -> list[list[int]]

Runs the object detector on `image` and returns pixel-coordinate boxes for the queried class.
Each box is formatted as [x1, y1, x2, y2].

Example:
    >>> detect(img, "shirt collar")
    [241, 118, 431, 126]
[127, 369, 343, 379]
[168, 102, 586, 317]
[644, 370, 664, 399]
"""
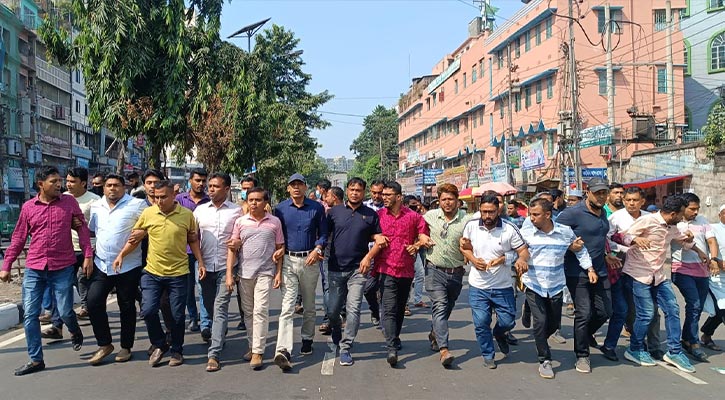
[101, 194, 132, 209]
[181, 191, 210, 203]
[204, 200, 233, 210]
[33, 194, 62, 205]
[244, 212, 270, 222]
[436, 209, 464, 223]
[478, 216, 503, 230]
[156, 203, 180, 216]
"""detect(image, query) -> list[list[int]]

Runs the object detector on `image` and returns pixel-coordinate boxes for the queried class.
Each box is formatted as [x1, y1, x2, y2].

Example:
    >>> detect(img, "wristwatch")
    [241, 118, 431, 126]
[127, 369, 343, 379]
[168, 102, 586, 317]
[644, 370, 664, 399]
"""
[315, 247, 323, 256]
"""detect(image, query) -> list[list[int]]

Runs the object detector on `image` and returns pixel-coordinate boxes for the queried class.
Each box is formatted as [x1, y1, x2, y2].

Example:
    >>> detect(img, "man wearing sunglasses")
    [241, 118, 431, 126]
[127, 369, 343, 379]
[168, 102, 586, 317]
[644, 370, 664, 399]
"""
[417, 183, 471, 367]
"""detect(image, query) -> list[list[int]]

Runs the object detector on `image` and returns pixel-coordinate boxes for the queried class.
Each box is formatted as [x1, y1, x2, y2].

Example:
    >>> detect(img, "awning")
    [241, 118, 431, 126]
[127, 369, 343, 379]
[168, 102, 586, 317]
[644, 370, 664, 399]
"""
[624, 174, 691, 189]
[519, 68, 558, 88]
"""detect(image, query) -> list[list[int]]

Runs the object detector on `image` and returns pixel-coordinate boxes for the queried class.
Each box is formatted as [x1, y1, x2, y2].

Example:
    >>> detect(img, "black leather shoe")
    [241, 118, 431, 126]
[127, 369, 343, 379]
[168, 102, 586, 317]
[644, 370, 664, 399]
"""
[41, 327, 62, 340]
[505, 331, 519, 346]
[14, 361, 45, 376]
[599, 346, 619, 361]
[387, 349, 398, 367]
[495, 334, 510, 355]
[201, 328, 211, 343]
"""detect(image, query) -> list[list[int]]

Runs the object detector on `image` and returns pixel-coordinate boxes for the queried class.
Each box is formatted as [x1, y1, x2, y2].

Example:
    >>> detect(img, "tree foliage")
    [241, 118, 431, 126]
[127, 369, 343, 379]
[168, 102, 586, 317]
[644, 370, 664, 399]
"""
[39, 0, 228, 169]
[348, 105, 399, 184]
[704, 102, 725, 157]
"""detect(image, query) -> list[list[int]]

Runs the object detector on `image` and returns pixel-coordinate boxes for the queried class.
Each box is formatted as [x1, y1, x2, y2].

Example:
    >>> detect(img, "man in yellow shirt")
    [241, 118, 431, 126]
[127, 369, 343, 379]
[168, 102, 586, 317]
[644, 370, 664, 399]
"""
[113, 180, 206, 367]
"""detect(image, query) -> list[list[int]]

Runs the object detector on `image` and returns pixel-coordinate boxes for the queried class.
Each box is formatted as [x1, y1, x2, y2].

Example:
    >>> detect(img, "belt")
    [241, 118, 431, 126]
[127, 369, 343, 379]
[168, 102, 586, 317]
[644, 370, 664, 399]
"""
[427, 261, 464, 274]
[286, 250, 312, 257]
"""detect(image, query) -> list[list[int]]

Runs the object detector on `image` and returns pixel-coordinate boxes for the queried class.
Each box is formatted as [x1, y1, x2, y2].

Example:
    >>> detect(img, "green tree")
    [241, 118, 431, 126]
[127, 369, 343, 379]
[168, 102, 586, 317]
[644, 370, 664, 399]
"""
[223, 25, 332, 199]
[349, 105, 399, 183]
[39, 0, 227, 169]
[704, 102, 725, 157]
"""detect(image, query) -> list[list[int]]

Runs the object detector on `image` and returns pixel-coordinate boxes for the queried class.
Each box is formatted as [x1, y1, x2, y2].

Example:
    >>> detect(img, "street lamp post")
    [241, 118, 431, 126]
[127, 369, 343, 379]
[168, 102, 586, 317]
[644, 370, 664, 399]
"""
[227, 18, 271, 52]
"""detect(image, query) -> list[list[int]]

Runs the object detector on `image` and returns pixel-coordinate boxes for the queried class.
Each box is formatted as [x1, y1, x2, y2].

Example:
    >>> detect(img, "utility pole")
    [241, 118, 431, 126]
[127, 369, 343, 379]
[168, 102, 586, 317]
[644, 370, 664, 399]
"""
[504, 43, 513, 185]
[666, 0, 675, 141]
[606, 4, 616, 171]
[569, 0, 582, 188]
[378, 135, 386, 180]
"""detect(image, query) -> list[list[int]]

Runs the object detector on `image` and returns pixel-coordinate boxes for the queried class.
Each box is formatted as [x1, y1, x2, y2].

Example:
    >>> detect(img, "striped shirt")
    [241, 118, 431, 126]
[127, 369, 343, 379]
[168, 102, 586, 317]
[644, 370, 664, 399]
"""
[520, 222, 592, 297]
[232, 212, 284, 279]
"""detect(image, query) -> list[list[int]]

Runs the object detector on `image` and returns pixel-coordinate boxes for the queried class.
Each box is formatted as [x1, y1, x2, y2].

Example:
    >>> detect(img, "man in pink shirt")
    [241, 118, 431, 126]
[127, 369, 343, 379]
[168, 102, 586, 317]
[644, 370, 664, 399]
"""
[365, 181, 429, 367]
[670, 193, 720, 362]
[0, 166, 93, 376]
[620, 195, 708, 373]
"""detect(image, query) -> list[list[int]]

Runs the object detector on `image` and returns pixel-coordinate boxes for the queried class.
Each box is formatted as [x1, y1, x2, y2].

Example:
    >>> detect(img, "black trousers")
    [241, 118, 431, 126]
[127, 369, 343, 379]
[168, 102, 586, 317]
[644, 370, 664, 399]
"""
[363, 273, 380, 319]
[701, 290, 725, 336]
[526, 289, 563, 363]
[566, 276, 612, 358]
[379, 273, 413, 349]
[87, 266, 143, 349]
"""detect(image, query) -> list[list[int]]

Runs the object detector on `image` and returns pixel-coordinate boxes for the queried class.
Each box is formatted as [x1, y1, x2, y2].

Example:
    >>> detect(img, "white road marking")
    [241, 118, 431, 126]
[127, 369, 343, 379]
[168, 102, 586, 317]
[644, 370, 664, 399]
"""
[321, 343, 337, 375]
[655, 361, 708, 385]
[0, 297, 118, 349]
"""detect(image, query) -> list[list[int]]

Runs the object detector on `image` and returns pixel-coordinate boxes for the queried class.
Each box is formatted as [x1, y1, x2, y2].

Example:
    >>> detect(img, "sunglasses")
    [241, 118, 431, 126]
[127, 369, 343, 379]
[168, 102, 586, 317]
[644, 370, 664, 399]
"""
[441, 222, 449, 239]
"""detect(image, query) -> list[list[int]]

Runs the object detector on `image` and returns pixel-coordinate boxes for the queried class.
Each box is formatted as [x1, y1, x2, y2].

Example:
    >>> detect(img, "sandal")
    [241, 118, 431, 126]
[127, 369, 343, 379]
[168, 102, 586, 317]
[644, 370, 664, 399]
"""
[206, 358, 220, 372]
[702, 339, 722, 352]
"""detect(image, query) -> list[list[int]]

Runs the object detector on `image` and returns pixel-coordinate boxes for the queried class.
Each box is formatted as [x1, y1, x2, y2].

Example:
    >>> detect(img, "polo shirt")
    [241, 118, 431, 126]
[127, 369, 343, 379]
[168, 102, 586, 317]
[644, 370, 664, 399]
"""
[520, 222, 592, 297]
[375, 206, 429, 278]
[133, 203, 198, 277]
[274, 197, 328, 251]
[89, 194, 148, 275]
[672, 215, 715, 278]
[556, 202, 610, 277]
[424, 209, 469, 268]
[194, 201, 242, 272]
[232, 212, 284, 279]
[327, 203, 381, 271]
[462, 217, 525, 290]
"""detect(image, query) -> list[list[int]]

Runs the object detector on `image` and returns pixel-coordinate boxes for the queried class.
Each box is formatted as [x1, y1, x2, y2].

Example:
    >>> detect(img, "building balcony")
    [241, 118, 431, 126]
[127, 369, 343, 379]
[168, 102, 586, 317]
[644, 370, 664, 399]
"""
[35, 57, 71, 93]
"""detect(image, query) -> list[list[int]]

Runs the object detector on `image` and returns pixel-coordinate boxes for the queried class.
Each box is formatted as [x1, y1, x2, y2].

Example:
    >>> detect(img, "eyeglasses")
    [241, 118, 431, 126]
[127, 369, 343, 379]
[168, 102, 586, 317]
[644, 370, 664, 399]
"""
[441, 222, 449, 239]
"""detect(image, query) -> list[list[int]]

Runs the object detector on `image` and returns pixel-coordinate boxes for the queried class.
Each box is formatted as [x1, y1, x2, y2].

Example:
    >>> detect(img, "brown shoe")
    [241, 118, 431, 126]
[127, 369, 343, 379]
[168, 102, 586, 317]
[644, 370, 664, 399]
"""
[250, 353, 263, 370]
[414, 301, 429, 308]
[169, 352, 183, 367]
[77, 308, 89, 320]
[115, 348, 132, 362]
[243, 351, 253, 362]
[89, 345, 115, 365]
[440, 348, 455, 367]
[149, 347, 166, 367]
[38, 312, 52, 324]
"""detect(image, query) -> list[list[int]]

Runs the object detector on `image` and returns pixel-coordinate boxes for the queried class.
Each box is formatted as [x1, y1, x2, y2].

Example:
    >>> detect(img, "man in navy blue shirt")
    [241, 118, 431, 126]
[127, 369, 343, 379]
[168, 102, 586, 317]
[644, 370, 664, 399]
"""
[556, 177, 612, 374]
[273, 173, 328, 371]
[326, 177, 382, 366]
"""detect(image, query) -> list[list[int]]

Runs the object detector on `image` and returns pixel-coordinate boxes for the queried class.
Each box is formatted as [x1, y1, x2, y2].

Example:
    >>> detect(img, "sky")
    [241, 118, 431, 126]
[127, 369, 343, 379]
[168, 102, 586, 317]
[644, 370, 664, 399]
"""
[220, 0, 521, 158]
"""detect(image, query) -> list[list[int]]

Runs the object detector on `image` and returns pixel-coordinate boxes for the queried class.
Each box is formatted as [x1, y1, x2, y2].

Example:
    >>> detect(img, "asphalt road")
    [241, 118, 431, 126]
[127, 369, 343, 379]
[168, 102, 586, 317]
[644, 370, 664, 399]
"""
[1, 276, 724, 400]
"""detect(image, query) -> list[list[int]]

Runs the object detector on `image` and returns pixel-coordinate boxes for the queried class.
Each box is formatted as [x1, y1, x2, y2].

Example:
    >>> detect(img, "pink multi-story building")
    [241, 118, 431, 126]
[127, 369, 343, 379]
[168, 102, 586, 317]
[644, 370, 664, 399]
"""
[397, 0, 687, 196]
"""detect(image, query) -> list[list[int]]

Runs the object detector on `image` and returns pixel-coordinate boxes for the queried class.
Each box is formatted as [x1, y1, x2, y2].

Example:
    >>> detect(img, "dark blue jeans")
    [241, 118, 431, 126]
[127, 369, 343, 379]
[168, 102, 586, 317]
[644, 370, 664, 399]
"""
[603, 278, 629, 350]
[425, 263, 464, 350]
[469, 286, 516, 360]
[625, 274, 682, 354]
[23, 266, 81, 362]
[141, 271, 188, 354]
[671, 272, 709, 345]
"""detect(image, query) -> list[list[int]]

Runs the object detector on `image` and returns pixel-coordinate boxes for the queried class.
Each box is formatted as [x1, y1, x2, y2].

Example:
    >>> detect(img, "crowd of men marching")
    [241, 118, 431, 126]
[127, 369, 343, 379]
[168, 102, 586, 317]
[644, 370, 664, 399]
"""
[1, 165, 724, 380]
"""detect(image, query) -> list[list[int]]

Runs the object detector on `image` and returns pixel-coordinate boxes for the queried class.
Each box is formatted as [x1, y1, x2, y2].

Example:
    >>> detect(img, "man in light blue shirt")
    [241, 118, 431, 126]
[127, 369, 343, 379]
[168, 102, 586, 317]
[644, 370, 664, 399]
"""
[86, 174, 148, 365]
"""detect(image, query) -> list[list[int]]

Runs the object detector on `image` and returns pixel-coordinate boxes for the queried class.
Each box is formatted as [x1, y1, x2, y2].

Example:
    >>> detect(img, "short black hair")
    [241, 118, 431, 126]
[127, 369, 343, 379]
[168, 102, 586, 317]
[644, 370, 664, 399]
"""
[190, 168, 208, 179]
[67, 167, 89, 183]
[104, 173, 125, 186]
[153, 180, 175, 191]
[346, 177, 367, 190]
[530, 198, 553, 212]
[93, 172, 106, 181]
[35, 166, 60, 187]
[241, 176, 258, 186]
[370, 179, 385, 187]
[126, 172, 139, 180]
[330, 187, 344, 201]
[403, 195, 419, 205]
[624, 186, 644, 197]
[316, 179, 332, 190]
[681, 192, 700, 205]
[247, 187, 270, 202]
[480, 194, 500, 207]
[384, 181, 402, 195]
[143, 169, 166, 182]
[550, 189, 564, 199]
[481, 190, 501, 199]
[209, 172, 232, 187]
[609, 182, 624, 190]
[662, 195, 688, 213]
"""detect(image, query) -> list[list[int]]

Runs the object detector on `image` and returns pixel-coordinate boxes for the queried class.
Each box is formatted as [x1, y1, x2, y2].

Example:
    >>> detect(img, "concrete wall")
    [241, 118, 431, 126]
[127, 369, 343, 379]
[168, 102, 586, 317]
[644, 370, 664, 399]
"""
[619, 142, 724, 221]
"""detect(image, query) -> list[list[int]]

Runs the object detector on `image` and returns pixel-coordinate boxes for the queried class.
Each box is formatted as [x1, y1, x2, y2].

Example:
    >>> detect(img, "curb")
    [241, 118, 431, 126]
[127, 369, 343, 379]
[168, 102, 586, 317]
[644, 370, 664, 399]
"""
[0, 302, 21, 331]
